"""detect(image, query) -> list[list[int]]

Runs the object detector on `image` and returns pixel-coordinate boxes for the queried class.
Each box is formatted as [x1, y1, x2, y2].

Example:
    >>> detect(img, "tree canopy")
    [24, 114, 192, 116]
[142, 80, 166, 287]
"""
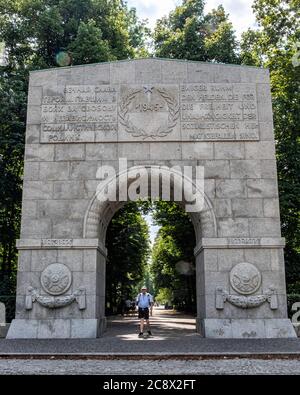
[150, 201, 196, 312]
[154, 1, 239, 63]
[0, 0, 149, 68]
[105, 202, 150, 314]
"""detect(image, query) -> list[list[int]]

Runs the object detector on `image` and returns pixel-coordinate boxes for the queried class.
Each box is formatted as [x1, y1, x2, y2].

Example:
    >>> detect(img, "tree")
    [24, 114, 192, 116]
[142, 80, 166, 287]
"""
[150, 202, 196, 313]
[240, 0, 300, 294]
[127, 7, 151, 58]
[0, 68, 27, 321]
[105, 202, 150, 314]
[0, 0, 149, 68]
[155, 288, 173, 305]
[153, 1, 239, 63]
[204, 6, 239, 64]
[68, 21, 113, 64]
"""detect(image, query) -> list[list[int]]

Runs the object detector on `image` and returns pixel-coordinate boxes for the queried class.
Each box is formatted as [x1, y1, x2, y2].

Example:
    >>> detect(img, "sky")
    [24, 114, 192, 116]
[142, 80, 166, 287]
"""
[144, 213, 160, 246]
[126, 0, 257, 38]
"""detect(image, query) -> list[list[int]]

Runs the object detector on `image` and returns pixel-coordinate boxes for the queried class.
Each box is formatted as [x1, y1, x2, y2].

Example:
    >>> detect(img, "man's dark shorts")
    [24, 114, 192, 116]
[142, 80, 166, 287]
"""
[138, 307, 149, 320]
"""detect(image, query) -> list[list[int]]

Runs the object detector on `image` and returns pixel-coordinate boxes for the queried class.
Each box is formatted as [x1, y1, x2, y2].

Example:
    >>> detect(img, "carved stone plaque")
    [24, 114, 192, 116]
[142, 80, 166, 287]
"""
[228, 238, 260, 246]
[40, 263, 72, 296]
[41, 239, 73, 247]
[41, 85, 118, 143]
[229, 262, 261, 295]
[39, 83, 259, 143]
[181, 83, 259, 141]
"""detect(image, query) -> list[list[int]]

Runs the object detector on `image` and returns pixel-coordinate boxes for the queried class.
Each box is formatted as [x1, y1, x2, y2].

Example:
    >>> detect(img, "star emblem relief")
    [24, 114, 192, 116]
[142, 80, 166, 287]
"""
[143, 86, 154, 94]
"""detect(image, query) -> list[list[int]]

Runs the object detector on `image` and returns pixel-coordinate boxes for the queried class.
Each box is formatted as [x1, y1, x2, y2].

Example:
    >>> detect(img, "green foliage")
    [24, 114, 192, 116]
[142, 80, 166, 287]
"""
[155, 288, 173, 305]
[240, 29, 265, 66]
[69, 21, 114, 64]
[105, 202, 150, 314]
[0, 0, 149, 68]
[126, 7, 151, 58]
[0, 68, 27, 269]
[204, 19, 238, 64]
[0, 68, 27, 321]
[153, 2, 239, 63]
[150, 202, 196, 313]
[241, 0, 300, 291]
[0, 271, 17, 322]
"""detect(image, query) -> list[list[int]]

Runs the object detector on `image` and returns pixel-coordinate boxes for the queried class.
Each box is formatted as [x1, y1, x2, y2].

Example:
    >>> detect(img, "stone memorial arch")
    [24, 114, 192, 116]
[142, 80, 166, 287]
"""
[7, 58, 296, 339]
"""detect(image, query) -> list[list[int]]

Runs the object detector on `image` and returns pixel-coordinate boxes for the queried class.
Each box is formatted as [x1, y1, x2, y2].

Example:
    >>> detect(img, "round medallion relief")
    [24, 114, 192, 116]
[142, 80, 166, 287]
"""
[229, 262, 261, 295]
[41, 263, 72, 296]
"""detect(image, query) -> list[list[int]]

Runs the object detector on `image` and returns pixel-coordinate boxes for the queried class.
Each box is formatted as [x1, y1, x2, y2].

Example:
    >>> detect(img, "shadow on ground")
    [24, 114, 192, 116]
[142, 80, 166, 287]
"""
[105, 307, 197, 341]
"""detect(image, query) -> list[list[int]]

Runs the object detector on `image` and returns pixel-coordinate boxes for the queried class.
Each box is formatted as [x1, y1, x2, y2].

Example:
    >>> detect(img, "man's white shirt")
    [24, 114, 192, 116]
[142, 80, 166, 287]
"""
[136, 293, 153, 308]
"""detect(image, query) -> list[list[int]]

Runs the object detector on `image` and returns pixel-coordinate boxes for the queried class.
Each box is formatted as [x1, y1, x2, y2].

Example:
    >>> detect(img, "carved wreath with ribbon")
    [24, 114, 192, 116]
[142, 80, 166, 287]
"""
[119, 87, 180, 139]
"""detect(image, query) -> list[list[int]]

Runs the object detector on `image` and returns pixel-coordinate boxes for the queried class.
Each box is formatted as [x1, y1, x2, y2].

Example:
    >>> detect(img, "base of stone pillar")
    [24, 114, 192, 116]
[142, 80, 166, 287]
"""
[98, 317, 107, 336]
[6, 318, 107, 339]
[0, 324, 10, 338]
[196, 318, 297, 338]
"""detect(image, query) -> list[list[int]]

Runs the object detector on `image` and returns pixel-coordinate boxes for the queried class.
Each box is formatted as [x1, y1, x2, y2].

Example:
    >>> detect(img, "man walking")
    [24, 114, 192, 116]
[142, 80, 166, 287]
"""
[136, 286, 153, 338]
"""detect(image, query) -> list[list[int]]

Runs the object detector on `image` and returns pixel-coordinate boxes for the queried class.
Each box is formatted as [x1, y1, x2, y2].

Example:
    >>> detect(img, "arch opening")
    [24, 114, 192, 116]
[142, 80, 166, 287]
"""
[83, 166, 217, 337]
[84, 165, 217, 246]
[105, 201, 197, 305]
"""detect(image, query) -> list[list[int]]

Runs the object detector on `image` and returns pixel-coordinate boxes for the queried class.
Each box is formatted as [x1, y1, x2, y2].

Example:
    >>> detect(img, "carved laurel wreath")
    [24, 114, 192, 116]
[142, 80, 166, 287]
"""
[119, 88, 180, 139]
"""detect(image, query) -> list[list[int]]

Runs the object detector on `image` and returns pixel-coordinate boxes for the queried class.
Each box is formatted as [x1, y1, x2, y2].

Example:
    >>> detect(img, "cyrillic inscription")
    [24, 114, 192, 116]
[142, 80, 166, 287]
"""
[40, 85, 117, 143]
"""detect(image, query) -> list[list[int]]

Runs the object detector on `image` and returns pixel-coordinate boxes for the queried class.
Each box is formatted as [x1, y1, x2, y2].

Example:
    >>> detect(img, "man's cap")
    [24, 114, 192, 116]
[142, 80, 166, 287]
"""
[141, 286, 147, 290]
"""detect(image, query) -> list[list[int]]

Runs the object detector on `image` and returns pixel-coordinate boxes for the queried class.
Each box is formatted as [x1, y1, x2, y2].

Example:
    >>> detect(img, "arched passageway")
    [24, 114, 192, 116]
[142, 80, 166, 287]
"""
[83, 166, 216, 335]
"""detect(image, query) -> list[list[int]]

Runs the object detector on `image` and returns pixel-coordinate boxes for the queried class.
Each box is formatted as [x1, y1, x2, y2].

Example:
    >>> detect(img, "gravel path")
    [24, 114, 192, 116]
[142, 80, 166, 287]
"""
[0, 358, 300, 375]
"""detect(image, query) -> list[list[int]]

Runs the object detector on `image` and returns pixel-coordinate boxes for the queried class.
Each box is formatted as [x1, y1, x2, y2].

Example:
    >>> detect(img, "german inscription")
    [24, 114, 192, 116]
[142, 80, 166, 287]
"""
[39, 83, 260, 143]
[181, 84, 259, 141]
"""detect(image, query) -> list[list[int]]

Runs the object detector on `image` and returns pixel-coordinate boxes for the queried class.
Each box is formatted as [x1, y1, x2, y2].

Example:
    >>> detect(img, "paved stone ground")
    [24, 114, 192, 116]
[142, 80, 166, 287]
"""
[1, 309, 300, 374]
[1, 308, 300, 355]
[0, 358, 300, 375]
